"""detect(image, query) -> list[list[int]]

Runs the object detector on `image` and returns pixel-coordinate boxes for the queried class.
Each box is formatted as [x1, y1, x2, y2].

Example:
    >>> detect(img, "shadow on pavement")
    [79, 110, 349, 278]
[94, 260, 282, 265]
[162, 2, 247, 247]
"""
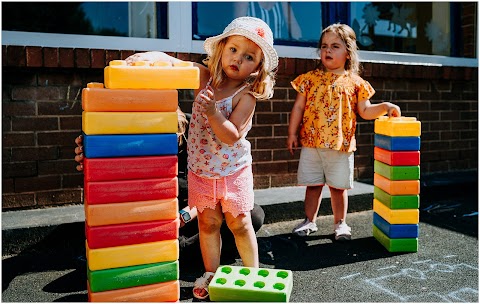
[256, 233, 404, 271]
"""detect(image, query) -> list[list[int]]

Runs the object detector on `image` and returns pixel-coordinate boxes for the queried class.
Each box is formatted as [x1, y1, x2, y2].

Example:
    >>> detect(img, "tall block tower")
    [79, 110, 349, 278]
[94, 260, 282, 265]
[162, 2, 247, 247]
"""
[372, 116, 421, 253]
[82, 60, 199, 302]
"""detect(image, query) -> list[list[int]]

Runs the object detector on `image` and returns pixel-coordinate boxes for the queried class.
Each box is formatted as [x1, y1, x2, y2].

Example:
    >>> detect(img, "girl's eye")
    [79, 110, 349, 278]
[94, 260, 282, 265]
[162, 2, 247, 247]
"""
[230, 47, 236, 52]
[245, 55, 253, 61]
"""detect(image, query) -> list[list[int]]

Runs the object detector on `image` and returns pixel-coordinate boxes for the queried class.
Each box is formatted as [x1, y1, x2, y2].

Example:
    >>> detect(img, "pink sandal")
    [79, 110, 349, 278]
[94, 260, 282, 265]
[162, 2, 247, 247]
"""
[193, 272, 215, 299]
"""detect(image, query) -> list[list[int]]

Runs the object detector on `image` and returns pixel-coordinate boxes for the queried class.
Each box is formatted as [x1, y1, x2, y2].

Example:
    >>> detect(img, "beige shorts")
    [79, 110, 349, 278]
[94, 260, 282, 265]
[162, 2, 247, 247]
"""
[188, 166, 254, 218]
[297, 147, 354, 189]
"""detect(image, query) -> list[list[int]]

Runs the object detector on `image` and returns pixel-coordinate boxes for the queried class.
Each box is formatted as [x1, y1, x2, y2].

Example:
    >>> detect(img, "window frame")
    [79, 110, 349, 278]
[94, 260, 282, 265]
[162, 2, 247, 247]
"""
[1, 2, 477, 68]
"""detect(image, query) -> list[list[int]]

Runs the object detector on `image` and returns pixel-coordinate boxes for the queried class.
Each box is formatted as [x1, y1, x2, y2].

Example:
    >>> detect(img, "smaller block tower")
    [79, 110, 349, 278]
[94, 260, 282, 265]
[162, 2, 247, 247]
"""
[372, 116, 421, 252]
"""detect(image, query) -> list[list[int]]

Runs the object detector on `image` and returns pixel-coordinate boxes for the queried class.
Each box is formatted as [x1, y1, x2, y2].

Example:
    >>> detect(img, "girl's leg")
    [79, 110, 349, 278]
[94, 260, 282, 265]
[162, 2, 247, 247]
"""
[197, 204, 224, 273]
[224, 211, 258, 267]
[329, 186, 348, 223]
[304, 185, 324, 222]
[329, 186, 351, 240]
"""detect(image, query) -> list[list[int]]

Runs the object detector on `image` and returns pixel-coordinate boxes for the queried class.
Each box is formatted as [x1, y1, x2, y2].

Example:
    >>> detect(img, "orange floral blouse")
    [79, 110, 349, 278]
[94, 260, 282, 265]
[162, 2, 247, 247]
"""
[291, 69, 375, 152]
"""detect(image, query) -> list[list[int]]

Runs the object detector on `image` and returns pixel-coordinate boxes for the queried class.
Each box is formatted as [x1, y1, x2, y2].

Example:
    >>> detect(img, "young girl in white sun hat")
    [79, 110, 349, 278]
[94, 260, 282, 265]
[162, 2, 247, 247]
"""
[126, 16, 278, 299]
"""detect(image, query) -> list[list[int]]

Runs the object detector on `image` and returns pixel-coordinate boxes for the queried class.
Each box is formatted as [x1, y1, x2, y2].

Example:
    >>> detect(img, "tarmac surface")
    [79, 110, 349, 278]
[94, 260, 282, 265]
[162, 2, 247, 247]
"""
[2, 171, 478, 302]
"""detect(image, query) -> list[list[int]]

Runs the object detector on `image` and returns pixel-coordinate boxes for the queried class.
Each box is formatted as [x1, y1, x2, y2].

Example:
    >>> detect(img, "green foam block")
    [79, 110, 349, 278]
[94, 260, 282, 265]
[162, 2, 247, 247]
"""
[373, 225, 418, 252]
[87, 260, 179, 292]
[374, 160, 420, 180]
[209, 266, 293, 302]
[374, 186, 420, 209]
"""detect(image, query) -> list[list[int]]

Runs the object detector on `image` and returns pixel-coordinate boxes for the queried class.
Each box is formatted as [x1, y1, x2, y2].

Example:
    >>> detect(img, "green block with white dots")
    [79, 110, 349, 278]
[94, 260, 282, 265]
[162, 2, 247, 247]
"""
[209, 266, 293, 302]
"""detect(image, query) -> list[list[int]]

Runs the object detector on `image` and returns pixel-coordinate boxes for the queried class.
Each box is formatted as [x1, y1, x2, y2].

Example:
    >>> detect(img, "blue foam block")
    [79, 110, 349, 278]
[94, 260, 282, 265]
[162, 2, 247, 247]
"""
[374, 134, 421, 151]
[83, 133, 178, 158]
[373, 212, 419, 238]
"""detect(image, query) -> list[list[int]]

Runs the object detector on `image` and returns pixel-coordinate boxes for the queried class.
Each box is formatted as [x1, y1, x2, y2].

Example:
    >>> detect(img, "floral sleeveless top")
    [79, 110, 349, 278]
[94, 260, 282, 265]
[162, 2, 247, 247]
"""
[291, 70, 375, 152]
[187, 82, 252, 178]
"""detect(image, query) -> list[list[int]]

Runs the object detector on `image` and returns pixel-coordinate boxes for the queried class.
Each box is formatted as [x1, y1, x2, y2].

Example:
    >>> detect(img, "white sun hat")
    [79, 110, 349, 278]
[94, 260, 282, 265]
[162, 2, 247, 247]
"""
[203, 16, 279, 72]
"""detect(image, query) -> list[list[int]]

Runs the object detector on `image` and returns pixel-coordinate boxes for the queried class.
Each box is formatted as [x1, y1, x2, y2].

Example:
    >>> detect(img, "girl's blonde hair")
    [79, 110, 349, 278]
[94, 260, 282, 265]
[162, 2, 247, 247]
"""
[316, 23, 361, 75]
[203, 37, 276, 100]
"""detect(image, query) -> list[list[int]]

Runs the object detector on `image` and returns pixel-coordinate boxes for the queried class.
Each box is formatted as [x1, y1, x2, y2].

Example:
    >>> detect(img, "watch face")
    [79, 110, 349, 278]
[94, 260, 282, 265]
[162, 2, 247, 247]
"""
[181, 211, 191, 222]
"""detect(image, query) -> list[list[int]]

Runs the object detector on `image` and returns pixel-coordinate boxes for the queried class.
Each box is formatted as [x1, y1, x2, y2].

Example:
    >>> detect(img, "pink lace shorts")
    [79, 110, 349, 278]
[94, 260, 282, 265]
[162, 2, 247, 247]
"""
[188, 166, 254, 218]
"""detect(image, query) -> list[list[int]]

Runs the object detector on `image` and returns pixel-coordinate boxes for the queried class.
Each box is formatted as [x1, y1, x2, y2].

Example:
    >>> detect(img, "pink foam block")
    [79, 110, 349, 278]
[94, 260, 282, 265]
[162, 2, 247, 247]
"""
[85, 177, 178, 204]
[86, 218, 180, 249]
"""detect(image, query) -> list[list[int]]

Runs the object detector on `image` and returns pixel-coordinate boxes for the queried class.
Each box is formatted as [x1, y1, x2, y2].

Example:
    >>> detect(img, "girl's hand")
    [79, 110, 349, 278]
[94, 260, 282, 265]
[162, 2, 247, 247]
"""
[385, 102, 401, 117]
[287, 134, 299, 156]
[74, 135, 84, 172]
[197, 85, 218, 117]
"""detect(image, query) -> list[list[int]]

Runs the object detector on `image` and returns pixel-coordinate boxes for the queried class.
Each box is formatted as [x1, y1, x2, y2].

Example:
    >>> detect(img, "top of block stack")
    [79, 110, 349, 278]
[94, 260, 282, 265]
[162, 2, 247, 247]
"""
[374, 116, 421, 137]
[104, 60, 200, 90]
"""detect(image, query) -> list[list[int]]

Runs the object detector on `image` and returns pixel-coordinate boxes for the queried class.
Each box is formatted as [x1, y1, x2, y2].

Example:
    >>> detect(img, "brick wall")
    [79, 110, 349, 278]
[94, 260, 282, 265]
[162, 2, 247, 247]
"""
[2, 46, 477, 211]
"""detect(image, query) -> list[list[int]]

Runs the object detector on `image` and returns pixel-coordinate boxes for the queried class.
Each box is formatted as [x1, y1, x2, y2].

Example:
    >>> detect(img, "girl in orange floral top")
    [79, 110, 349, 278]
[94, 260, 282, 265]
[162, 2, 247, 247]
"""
[287, 23, 401, 240]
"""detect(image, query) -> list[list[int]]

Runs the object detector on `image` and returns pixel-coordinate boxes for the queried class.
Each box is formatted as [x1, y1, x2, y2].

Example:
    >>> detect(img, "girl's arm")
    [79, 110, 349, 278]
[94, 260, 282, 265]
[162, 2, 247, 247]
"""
[287, 93, 306, 155]
[200, 87, 256, 145]
[358, 99, 401, 120]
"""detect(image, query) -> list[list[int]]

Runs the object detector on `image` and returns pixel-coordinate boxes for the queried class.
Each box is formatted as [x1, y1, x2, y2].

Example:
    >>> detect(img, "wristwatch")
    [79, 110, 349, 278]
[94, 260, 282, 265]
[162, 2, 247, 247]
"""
[179, 209, 192, 224]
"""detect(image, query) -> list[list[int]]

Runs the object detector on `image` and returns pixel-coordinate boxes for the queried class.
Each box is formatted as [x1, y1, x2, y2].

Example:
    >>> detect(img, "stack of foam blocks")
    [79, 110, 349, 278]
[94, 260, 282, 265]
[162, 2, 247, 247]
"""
[372, 116, 421, 253]
[82, 60, 199, 302]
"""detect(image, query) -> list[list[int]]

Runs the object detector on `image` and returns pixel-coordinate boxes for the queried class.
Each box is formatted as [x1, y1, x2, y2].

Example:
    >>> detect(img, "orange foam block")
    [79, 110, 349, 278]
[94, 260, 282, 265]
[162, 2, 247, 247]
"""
[82, 83, 178, 112]
[86, 239, 179, 271]
[88, 280, 180, 302]
[85, 177, 178, 204]
[86, 218, 180, 249]
[85, 198, 178, 227]
[104, 60, 200, 89]
[374, 173, 420, 195]
[84, 155, 178, 182]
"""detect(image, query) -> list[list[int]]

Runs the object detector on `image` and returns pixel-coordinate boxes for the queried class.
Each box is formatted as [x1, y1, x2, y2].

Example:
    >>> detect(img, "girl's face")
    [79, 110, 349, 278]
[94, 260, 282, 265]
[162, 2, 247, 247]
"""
[320, 31, 350, 74]
[221, 35, 263, 81]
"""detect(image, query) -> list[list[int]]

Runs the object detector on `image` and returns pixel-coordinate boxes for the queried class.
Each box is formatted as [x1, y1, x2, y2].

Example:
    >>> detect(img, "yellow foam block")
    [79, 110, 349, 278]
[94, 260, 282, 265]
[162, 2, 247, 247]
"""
[374, 116, 421, 137]
[82, 111, 178, 135]
[85, 198, 178, 227]
[374, 173, 420, 195]
[88, 280, 180, 302]
[373, 199, 419, 224]
[86, 239, 179, 271]
[104, 60, 200, 89]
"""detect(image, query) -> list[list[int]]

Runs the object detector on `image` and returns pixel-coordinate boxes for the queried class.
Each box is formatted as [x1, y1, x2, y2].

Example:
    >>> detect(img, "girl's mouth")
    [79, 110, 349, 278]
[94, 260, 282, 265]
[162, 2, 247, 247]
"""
[230, 65, 239, 71]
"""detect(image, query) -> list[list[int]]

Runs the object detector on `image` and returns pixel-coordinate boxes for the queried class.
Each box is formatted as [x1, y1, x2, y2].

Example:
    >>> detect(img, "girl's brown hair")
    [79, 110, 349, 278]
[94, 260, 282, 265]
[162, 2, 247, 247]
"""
[203, 36, 276, 100]
[316, 23, 361, 75]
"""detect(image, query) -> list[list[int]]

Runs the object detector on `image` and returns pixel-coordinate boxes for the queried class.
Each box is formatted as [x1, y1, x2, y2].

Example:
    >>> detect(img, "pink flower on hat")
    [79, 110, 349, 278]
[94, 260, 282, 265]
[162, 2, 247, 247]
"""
[256, 27, 265, 38]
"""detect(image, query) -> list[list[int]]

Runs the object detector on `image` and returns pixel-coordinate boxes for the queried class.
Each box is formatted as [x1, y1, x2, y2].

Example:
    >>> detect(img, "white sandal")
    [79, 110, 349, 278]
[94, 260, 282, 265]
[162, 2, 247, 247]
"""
[193, 271, 215, 300]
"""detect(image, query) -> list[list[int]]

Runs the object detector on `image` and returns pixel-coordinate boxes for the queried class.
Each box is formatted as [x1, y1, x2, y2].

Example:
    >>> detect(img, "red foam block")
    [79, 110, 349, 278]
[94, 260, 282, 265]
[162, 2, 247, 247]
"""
[84, 155, 178, 182]
[374, 147, 420, 166]
[86, 218, 180, 249]
[85, 177, 178, 204]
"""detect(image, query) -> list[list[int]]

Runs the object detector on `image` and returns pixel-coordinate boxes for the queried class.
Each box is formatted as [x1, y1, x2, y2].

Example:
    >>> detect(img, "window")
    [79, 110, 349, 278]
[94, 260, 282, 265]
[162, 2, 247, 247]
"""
[2, 2, 168, 39]
[193, 2, 323, 47]
[1, 2, 476, 67]
[350, 2, 460, 57]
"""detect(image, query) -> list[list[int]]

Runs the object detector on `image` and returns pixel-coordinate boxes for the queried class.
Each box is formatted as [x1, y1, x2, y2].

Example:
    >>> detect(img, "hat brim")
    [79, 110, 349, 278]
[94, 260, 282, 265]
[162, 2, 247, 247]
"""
[204, 28, 279, 72]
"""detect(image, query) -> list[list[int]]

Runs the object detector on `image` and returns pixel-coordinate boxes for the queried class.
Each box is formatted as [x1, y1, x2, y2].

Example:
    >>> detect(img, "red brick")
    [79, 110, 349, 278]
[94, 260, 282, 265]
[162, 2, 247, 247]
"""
[105, 50, 121, 64]
[59, 48, 74, 68]
[75, 48, 90, 68]
[37, 189, 83, 207]
[7, 46, 26, 66]
[15, 175, 61, 192]
[121, 50, 136, 60]
[3, 162, 37, 178]
[11, 147, 58, 162]
[26, 46, 43, 67]
[2, 46, 7, 66]
[91, 49, 105, 68]
[2, 132, 35, 147]
[2, 193, 36, 209]
[12, 117, 59, 131]
[43, 47, 59, 67]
